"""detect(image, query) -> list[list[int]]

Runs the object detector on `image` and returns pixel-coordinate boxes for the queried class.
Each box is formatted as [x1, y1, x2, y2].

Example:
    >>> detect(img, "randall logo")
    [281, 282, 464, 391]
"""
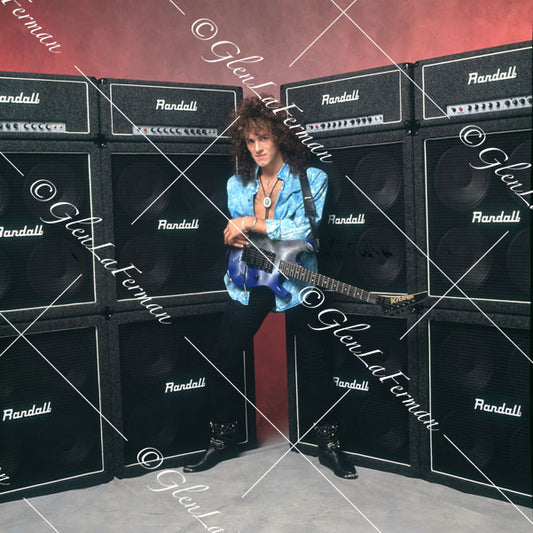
[155, 99, 198, 111]
[3, 401, 52, 422]
[474, 398, 522, 417]
[158, 219, 199, 230]
[333, 377, 369, 391]
[321, 89, 359, 106]
[0, 92, 40, 105]
[165, 377, 206, 393]
[471, 210, 520, 223]
[0, 224, 44, 238]
[328, 213, 365, 225]
[467, 66, 517, 85]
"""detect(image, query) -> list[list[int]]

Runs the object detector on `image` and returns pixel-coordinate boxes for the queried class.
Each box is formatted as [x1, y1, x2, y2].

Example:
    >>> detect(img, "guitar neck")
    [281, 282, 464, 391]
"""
[279, 260, 378, 304]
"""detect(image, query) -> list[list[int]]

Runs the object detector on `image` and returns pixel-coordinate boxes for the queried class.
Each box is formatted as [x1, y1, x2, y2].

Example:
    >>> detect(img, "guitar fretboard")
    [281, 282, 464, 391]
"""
[279, 260, 378, 304]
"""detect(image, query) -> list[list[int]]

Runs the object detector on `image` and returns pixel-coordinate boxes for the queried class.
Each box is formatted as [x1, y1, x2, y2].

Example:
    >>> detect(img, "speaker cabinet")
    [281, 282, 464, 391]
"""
[287, 303, 420, 475]
[100, 142, 234, 311]
[308, 130, 416, 301]
[0, 315, 113, 502]
[0, 140, 106, 321]
[418, 310, 531, 505]
[414, 117, 531, 313]
[109, 304, 256, 476]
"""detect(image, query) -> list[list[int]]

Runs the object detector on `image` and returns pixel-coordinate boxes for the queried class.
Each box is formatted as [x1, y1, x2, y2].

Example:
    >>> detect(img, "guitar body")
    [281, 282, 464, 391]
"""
[227, 236, 427, 313]
[227, 235, 315, 298]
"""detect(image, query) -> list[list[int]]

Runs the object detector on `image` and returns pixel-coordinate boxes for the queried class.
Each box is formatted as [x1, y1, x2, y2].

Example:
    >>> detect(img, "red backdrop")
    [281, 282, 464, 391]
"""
[1, 0, 531, 443]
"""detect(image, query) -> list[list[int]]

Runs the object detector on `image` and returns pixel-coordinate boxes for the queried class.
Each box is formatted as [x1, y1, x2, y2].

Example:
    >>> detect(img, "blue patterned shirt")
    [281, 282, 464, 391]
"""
[224, 162, 328, 311]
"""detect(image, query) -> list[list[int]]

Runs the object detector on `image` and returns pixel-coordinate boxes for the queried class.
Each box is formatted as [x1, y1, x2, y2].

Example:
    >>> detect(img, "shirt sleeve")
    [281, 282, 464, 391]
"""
[265, 168, 328, 241]
[226, 175, 243, 219]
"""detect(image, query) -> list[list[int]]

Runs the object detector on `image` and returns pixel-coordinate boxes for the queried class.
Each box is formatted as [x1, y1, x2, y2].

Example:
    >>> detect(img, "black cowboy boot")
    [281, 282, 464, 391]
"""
[315, 424, 358, 479]
[183, 420, 240, 473]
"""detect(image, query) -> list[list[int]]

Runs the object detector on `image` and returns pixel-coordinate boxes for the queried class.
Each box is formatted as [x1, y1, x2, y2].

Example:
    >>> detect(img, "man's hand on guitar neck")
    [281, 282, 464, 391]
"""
[223, 216, 267, 247]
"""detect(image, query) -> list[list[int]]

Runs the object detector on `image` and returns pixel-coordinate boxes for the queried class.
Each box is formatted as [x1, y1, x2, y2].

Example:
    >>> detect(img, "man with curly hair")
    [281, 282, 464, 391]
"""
[184, 95, 357, 479]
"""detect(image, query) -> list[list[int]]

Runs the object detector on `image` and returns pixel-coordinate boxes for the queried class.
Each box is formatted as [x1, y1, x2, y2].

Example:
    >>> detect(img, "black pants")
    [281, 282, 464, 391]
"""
[208, 286, 338, 426]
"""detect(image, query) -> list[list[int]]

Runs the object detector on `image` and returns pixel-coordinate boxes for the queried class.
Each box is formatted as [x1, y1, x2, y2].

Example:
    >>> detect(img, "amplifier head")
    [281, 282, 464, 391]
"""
[0, 72, 99, 140]
[99, 78, 242, 142]
[414, 41, 532, 126]
[281, 64, 414, 138]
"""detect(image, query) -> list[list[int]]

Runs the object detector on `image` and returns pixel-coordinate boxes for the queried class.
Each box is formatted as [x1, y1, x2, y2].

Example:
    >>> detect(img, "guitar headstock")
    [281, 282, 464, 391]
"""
[378, 291, 428, 315]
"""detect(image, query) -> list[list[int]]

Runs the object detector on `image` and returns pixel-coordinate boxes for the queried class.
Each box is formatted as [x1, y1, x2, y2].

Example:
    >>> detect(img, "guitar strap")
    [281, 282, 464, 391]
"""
[299, 171, 320, 252]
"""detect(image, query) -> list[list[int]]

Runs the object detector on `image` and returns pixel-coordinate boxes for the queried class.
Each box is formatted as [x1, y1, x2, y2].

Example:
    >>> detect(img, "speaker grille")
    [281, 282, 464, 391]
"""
[0, 151, 96, 312]
[111, 152, 232, 301]
[316, 142, 407, 294]
[117, 312, 252, 466]
[425, 128, 531, 303]
[429, 320, 531, 496]
[0, 323, 105, 497]
[290, 312, 412, 467]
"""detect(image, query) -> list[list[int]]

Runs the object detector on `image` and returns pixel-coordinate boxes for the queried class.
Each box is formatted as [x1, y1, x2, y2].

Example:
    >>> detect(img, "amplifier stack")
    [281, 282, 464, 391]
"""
[412, 41, 531, 505]
[282, 63, 421, 477]
[282, 40, 531, 503]
[0, 73, 256, 502]
[0, 39, 530, 504]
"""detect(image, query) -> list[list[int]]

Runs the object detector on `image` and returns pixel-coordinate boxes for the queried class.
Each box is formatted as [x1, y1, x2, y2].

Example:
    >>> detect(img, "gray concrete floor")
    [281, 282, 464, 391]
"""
[2, 442, 532, 533]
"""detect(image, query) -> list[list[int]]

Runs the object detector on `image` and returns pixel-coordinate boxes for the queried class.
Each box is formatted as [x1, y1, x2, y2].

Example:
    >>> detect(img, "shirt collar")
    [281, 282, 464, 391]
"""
[255, 161, 290, 180]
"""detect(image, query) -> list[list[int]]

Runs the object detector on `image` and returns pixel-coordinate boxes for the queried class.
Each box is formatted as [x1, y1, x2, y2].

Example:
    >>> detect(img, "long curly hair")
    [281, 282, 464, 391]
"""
[228, 95, 310, 184]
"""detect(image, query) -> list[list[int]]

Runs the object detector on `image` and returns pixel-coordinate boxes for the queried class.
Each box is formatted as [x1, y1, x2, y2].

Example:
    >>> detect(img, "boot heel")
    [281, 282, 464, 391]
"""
[184, 421, 240, 473]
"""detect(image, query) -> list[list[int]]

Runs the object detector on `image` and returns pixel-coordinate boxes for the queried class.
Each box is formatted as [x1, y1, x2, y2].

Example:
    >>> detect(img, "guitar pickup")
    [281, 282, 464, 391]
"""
[243, 246, 275, 273]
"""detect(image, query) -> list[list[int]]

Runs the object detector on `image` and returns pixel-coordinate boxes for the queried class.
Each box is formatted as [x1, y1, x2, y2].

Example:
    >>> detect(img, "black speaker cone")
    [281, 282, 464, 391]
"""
[354, 151, 401, 210]
[119, 234, 173, 291]
[434, 146, 490, 211]
[116, 161, 171, 219]
[23, 161, 84, 218]
[27, 238, 86, 299]
[435, 226, 491, 290]
[355, 227, 403, 284]
[506, 228, 530, 295]
[435, 329, 494, 391]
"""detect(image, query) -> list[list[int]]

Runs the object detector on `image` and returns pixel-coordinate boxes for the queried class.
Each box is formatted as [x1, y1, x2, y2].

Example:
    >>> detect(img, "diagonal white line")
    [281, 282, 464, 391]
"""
[24, 499, 60, 532]
[0, 151, 24, 176]
[168, 0, 186, 16]
[400, 231, 509, 340]
[131, 115, 241, 225]
[0, 274, 83, 360]
[242, 388, 351, 497]
[185, 336, 384, 533]
[74, 66, 286, 280]
[443, 435, 533, 526]
[0, 314, 128, 441]
[328, 0, 450, 119]
[345, 175, 531, 363]
[289, 0, 359, 68]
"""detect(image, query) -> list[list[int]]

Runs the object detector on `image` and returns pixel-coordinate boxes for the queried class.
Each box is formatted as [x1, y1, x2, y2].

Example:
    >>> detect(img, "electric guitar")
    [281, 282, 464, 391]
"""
[227, 235, 427, 314]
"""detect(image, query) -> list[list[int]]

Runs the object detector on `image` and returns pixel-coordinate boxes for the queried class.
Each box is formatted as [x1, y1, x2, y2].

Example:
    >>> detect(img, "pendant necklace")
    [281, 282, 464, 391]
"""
[259, 176, 280, 216]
